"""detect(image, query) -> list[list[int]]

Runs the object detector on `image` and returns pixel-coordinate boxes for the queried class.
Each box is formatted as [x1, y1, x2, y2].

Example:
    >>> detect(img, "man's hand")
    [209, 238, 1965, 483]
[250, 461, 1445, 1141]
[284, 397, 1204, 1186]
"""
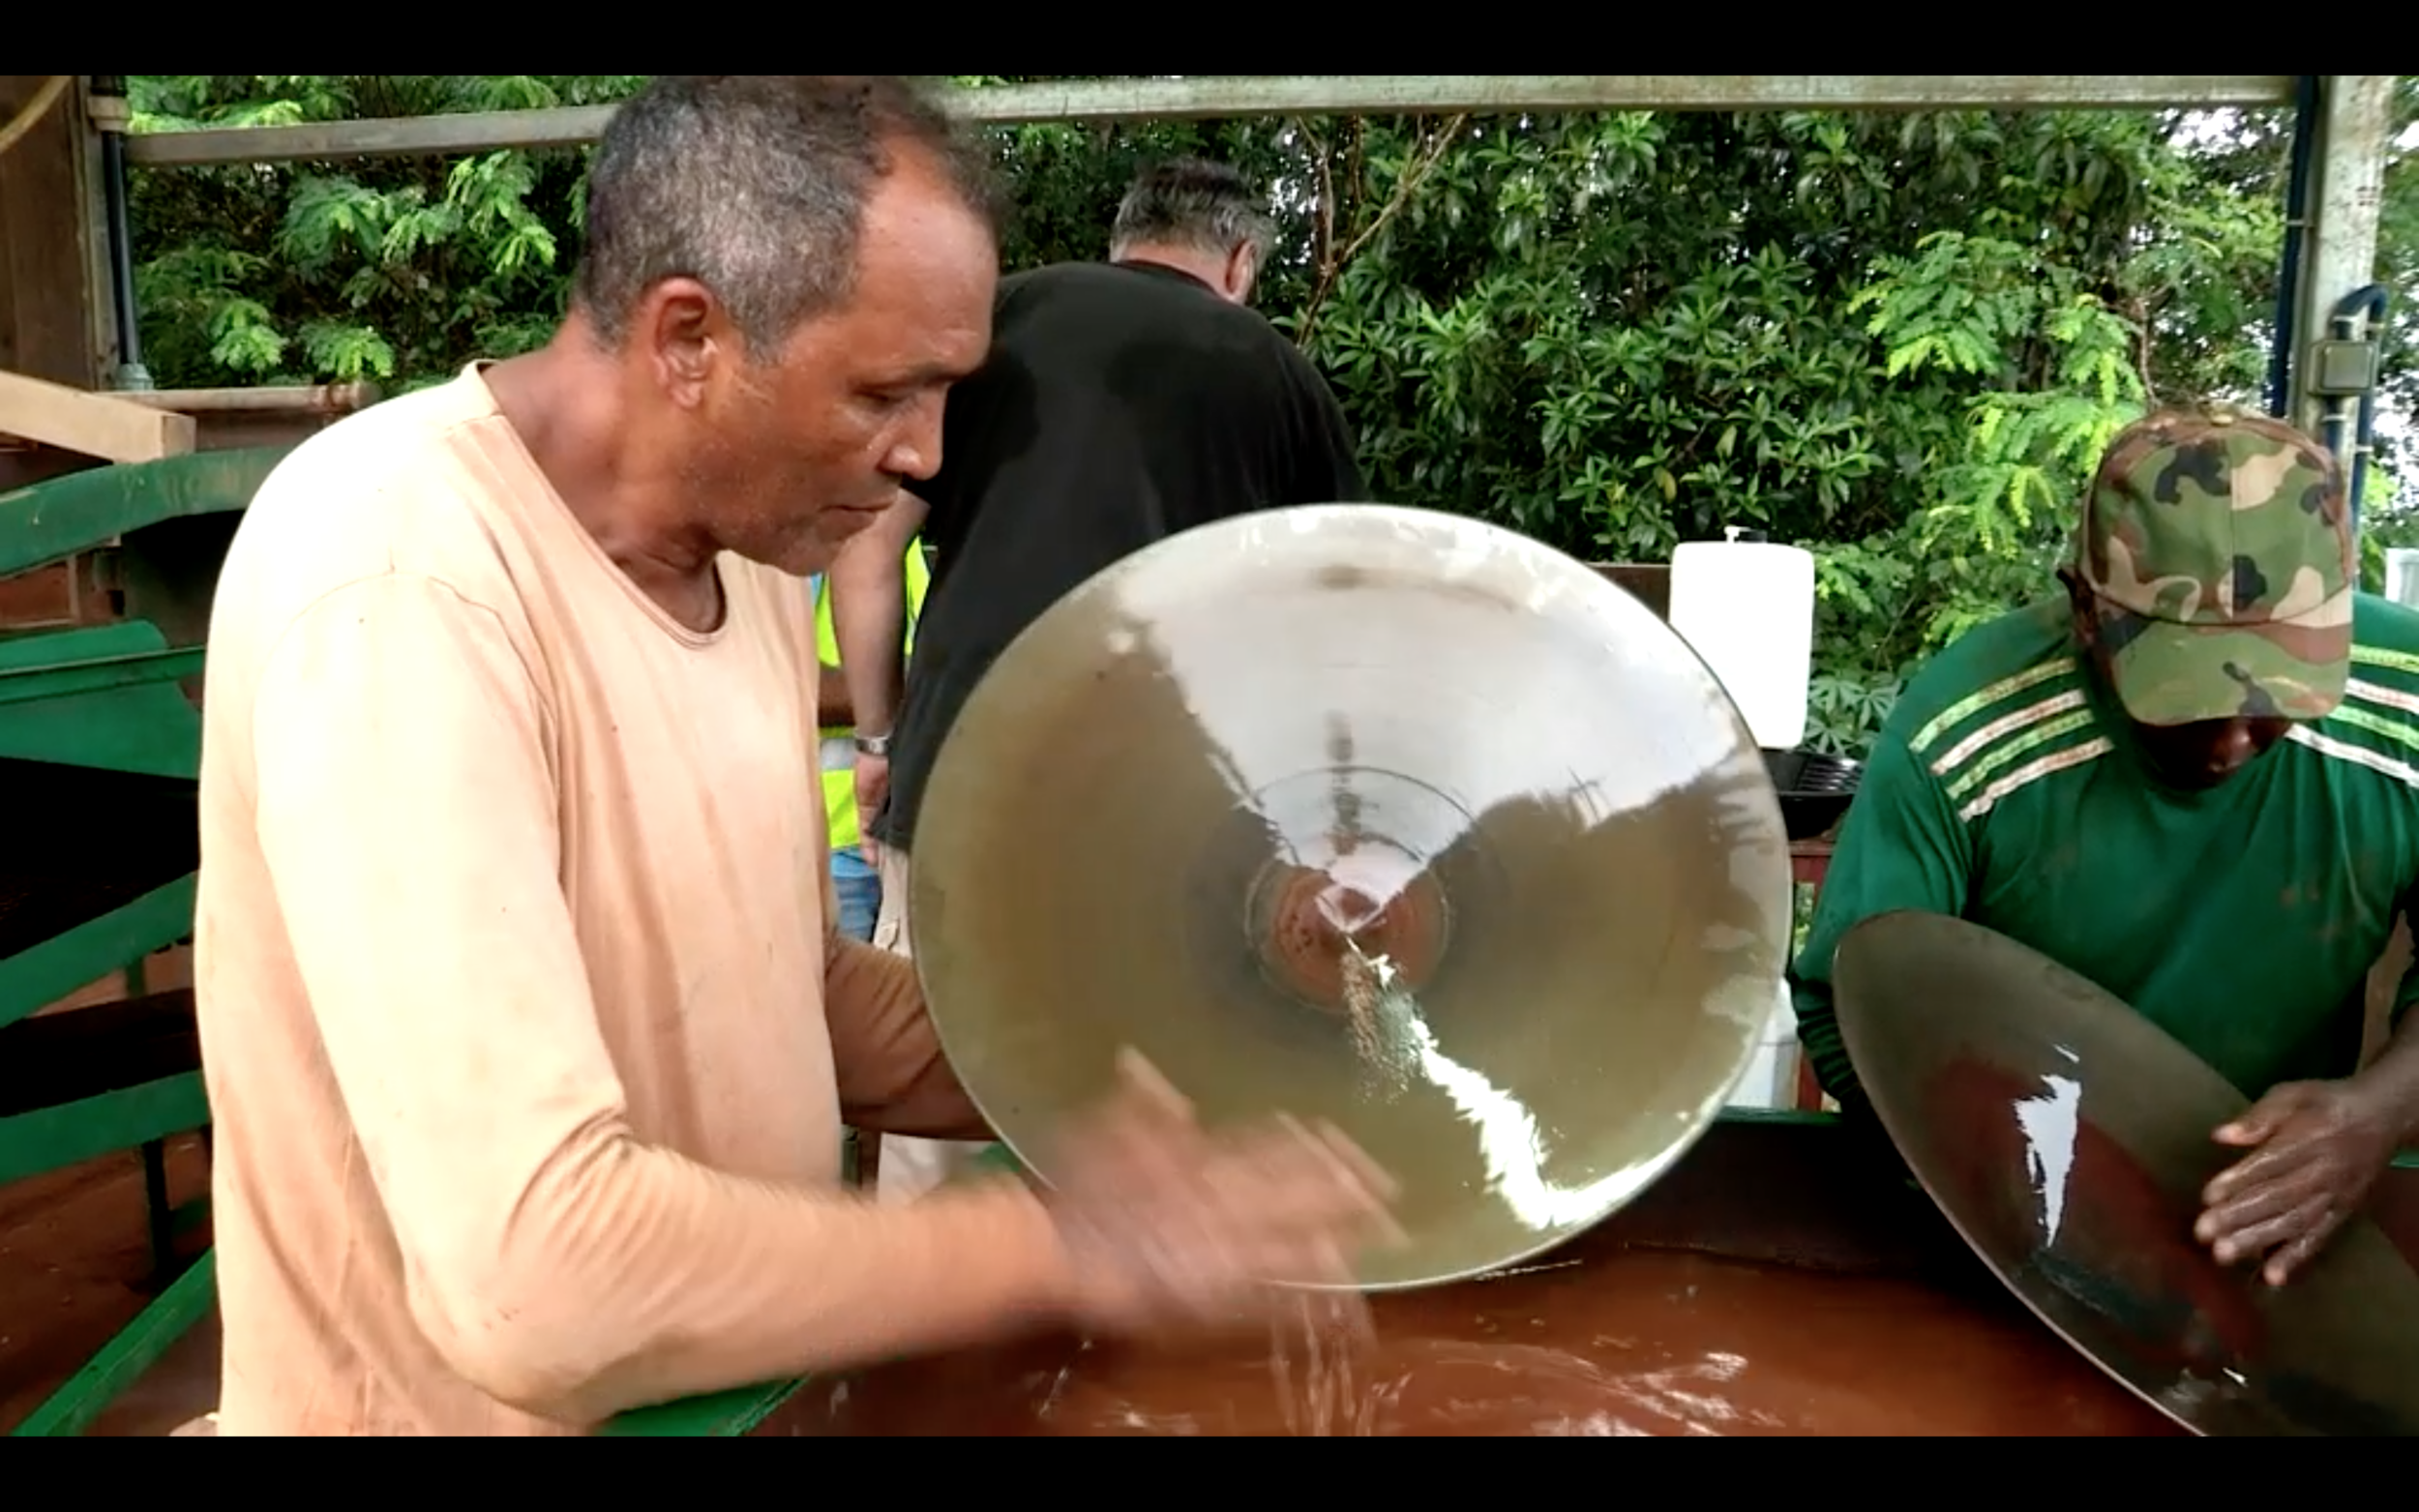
[1038, 1051, 1408, 1343]
[2198, 1079, 2401, 1287]
[854, 753, 889, 865]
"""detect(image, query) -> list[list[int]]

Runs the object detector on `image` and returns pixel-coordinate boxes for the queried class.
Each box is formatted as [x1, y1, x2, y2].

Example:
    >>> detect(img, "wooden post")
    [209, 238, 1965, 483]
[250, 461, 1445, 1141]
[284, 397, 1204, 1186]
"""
[0, 74, 119, 513]
[0, 75, 108, 425]
[0, 74, 116, 644]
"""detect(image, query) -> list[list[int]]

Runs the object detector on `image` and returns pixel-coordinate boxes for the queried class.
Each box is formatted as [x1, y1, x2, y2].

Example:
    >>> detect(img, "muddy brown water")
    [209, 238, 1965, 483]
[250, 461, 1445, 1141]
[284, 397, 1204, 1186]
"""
[764, 1240, 2175, 1438]
[10, 1120, 2414, 1437]
[759, 1119, 2419, 1438]
[755, 1124, 2419, 1438]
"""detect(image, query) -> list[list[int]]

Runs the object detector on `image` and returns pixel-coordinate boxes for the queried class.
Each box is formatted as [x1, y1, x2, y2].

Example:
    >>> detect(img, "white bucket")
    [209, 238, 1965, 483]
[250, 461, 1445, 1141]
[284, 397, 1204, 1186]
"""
[2388, 549, 2419, 611]
[1726, 982, 1803, 1111]
[1669, 530, 1817, 754]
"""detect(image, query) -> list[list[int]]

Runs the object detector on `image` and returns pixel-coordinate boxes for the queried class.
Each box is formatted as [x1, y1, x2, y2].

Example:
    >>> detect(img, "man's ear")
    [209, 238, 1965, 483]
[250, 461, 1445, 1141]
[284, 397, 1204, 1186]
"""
[642, 278, 730, 410]
[1226, 243, 1260, 303]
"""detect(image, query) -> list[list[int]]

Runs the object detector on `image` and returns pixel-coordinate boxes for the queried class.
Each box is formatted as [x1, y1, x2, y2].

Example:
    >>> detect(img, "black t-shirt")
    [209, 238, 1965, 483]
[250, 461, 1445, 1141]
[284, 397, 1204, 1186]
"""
[872, 259, 1368, 852]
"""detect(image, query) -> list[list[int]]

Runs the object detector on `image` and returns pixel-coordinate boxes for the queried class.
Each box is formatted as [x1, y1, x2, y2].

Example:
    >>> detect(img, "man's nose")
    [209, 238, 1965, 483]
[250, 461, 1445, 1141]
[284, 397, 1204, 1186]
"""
[2212, 720, 2260, 769]
[886, 396, 947, 481]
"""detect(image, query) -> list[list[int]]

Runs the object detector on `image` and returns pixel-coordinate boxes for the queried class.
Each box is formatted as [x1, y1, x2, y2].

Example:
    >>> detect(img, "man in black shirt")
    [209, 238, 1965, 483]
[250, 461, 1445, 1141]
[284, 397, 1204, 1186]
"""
[827, 158, 1369, 1201]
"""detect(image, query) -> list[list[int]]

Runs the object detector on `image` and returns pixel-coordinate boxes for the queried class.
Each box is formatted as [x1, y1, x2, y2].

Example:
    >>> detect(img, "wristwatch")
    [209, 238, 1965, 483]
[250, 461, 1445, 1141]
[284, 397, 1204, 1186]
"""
[855, 733, 893, 759]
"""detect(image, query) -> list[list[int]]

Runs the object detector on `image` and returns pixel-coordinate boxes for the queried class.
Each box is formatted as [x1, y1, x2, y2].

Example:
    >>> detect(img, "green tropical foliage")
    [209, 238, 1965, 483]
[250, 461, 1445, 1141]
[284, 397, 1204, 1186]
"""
[124, 75, 2416, 758]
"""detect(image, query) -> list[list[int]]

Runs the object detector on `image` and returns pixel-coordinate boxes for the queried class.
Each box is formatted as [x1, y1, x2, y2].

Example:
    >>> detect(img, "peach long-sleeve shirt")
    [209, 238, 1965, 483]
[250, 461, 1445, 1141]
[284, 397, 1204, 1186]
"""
[192, 367, 1068, 1437]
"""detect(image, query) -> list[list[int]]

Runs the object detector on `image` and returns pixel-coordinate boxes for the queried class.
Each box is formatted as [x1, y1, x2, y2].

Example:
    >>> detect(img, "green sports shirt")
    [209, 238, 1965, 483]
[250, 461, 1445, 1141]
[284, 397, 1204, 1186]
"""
[1793, 591, 2419, 1112]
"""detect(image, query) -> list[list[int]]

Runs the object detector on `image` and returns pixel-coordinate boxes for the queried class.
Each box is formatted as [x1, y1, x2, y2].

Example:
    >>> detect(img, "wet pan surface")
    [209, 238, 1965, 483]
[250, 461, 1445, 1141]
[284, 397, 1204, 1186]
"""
[1834, 911, 2419, 1437]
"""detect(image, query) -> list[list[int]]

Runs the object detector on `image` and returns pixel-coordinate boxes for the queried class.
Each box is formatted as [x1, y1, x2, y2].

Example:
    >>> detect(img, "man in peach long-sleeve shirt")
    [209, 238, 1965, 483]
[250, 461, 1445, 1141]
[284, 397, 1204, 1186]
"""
[190, 74, 1399, 1438]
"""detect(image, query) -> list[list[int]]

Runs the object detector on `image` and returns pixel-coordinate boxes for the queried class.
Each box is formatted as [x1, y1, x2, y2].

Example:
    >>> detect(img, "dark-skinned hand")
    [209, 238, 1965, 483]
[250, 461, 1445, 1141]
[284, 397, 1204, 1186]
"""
[2197, 1079, 2398, 1288]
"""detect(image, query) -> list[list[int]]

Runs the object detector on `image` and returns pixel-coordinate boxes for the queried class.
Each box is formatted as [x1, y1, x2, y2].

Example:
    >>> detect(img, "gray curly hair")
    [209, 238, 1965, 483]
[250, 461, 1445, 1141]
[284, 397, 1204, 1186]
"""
[1110, 159, 1274, 263]
[575, 74, 1001, 360]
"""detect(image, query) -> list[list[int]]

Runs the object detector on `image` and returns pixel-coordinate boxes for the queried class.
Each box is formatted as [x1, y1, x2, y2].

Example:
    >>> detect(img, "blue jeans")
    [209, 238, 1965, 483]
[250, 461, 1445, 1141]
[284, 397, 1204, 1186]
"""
[831, 849, 881, 943]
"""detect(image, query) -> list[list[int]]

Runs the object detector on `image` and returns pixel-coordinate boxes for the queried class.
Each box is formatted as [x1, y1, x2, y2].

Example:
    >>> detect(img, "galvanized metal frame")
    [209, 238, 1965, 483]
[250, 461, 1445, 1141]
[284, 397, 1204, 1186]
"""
[2289, 76, 2400, 519]
[7, 71, 2401, 1438]
[123, 75, 2301, 169]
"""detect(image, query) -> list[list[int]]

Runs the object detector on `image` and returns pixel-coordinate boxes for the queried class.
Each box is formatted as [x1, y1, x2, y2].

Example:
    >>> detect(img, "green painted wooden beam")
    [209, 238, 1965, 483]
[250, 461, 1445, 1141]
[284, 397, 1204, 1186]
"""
[0, 446, 292, 579]
[0, 620, 172, 674]
[600, 1379, 809, 1438]
[10, 1251, 216, 1438]
[0, 647, 205, 710]
[0, 637, 209, 776]
[0, 684, 202, 777]
[0, 621, 204, 778]
[0, 876, 197, 1035]
[0, 1073, 212, 1190]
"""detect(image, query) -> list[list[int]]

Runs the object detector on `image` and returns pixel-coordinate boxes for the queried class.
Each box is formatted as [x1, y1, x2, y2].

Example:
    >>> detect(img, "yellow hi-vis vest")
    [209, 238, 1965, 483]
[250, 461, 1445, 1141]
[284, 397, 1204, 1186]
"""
[816, 542, 931, 852]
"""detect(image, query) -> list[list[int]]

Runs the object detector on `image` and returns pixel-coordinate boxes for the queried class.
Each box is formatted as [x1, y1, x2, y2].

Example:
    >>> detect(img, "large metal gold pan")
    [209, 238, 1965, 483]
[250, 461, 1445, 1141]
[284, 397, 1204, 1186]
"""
[1835, 910, 2419, 1436]
[910, 504, 1796, 1290]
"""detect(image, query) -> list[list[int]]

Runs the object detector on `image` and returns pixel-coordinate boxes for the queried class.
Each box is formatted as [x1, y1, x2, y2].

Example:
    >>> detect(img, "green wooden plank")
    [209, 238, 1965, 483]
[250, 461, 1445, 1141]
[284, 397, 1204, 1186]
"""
[0, 1074, 212, 1190]
[1709, 1107, 1840, 1130]
[0, 621, 170, 672]
[0, 876, 197, 1033]
[0, 648, 205, 709]
[602, 1379, 808, 1438]
[11, 1251, 217, 1438]
[0, 700, 202, 779]
[0, 684, 203, 777]
[971, 1141, 1029, 1178]
[0, 447, 292, 578]
[0, 622, 203, 777]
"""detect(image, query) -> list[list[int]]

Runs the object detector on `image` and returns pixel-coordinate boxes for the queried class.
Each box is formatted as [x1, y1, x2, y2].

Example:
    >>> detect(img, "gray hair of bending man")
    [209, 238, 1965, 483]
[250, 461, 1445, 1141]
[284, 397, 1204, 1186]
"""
[1109, 160, 1275, 263]
[575, 75, 1002, 361]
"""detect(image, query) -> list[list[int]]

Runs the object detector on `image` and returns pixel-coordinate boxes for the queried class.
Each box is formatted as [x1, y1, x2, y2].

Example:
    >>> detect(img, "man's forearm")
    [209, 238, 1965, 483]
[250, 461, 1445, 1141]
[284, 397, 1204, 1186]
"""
[855, 1090, 995, 1143]
[829, 500, 923, 735]
[458, 1134, 1069, 1426]
[824, 934, 994, 1142]
[819, 665, 854, 728]
[1790, 977, 1868, 1113]
[1774, 726, 1975, 1136]
[835, 579, 903, 734]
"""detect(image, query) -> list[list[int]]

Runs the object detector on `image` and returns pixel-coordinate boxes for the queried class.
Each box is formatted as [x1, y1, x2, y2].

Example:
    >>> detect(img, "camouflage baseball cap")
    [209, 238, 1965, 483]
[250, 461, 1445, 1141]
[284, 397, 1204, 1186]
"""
[2074, 403, 2353, 726]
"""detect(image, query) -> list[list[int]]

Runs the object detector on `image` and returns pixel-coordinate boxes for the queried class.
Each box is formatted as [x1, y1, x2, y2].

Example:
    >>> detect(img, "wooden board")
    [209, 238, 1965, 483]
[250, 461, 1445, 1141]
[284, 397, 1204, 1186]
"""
[0, 371, 195, 465]
[0, 562, 80, 632]
[1592, 564, 1672, 621]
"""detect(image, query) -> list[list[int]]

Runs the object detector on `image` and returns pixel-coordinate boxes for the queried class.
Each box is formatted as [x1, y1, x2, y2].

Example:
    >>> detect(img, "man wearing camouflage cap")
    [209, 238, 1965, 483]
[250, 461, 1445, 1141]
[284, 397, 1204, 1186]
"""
[1793, 402, 2419, 1290]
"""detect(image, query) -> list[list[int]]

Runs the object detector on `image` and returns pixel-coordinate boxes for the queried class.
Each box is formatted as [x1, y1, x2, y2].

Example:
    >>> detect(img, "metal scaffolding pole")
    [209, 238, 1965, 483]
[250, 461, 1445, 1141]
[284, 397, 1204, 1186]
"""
[2287, 75, 2398, 519]
[121, 74, 2300, 170]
